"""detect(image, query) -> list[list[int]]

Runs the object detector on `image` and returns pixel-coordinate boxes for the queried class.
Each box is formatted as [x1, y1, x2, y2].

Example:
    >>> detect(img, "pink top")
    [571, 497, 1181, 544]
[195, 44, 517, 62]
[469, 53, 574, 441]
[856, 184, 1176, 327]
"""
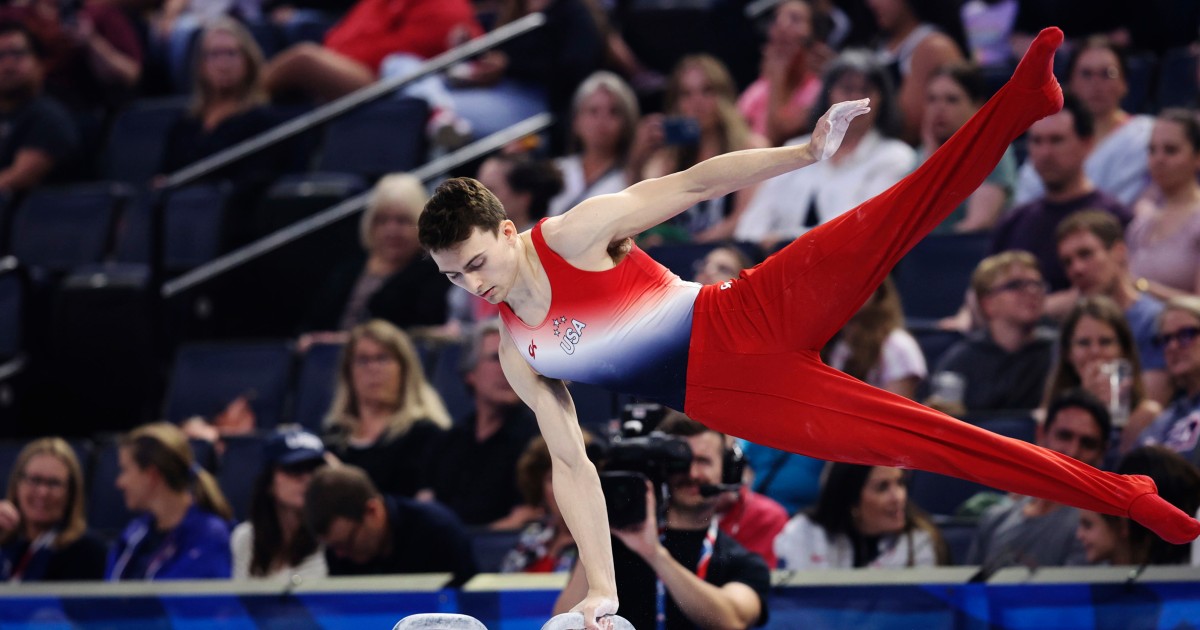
[1127, 209, 1200, 293]
[737, 74, 822, 138]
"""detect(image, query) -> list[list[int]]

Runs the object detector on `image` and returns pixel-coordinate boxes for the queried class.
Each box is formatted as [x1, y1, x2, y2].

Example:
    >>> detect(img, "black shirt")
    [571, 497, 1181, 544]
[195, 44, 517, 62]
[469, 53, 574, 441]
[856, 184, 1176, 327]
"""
[934, 331, 1055, 413]
[0, 94, 80, 184]
[159, 106, 285, 186]
[325, 419, 446, 498]
[0, 531, 107, 581]
[422, 406, 538, 525]
[325, 495, 477, 586]
[613, 528, 771, 630]
[301, 254, 451, 333]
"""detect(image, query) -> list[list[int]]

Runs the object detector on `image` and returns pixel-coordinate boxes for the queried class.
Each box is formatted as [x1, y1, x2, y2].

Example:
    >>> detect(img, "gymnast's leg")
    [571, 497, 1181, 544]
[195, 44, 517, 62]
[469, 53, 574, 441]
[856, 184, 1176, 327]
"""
[715, 28, 1066, 353]
[684, 351, 1200, 545]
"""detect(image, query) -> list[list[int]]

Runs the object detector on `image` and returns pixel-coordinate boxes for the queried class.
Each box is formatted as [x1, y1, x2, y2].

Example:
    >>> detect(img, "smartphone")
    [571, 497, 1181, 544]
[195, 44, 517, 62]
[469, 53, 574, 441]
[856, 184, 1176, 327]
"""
[662, 116, 700, 146]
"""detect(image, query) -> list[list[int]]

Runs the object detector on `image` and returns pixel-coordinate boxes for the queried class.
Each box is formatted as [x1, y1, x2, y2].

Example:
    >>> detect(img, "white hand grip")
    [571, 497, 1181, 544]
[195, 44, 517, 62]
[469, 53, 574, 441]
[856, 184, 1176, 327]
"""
[540, 612, 635, 630]
[393, 613, 489, 630]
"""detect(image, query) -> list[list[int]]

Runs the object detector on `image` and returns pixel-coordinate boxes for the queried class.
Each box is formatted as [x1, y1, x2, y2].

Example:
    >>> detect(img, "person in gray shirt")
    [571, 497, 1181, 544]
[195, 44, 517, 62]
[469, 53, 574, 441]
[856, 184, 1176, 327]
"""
[967, 389, 1112, 568]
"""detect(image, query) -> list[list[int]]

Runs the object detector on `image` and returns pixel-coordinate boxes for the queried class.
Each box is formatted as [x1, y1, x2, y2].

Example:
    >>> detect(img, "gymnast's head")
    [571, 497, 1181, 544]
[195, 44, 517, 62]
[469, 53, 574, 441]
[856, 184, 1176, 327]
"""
[420, 176, 523, 304]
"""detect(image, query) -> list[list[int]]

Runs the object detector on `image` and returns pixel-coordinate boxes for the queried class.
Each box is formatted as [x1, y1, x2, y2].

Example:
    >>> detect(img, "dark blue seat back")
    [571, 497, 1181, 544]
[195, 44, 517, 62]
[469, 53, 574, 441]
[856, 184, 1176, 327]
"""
[88, 438, 134, 537]
[0, 262, 23, 360]
[292, 342, 344, 433]
[216, 434, 268, 522]
[165, 341, 296, 431]
[908, 469, 997, 518]
[102, 98, 189, 185]
[893, 233, 992, 319]
[1121, 52, 1156, 114]
[115, 183, 231, 270]
[468, 527, 521, 573]
[316, 98, 429, 178]
[431, 340, 473, 424]
[8, 184, 128, 272]
[970, 413, 1037, 444]
[1156, 46, 1199, 110]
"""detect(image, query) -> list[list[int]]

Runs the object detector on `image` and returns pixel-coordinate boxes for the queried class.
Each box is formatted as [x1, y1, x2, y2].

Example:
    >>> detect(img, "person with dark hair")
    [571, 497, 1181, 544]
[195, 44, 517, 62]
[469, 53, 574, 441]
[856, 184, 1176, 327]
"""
[0, 438, 107, 582]
[0, 19, 79, 193]
[1054, 211, 1170, 406]
[966, 389, 1111, 569]
[1077, 446, 1200, 566]
[554, 412, 771, 630]
[929, 251, 1053, 414]
[476, 155, 565, 232]
[823, 276, 925, 400]
[774, 462, 948, 568]
[734, 49, 913, 251]
[1138, 296, 1200, 465]
[230, 428, 329, 581]
[737, 0, 824, 147]
[867, 0, 967, 144]
[303, 465, 476, 585]
[1042, 296, 1163, 455]
[1014, 37, 1151, 207]
[918, 61, 1017, 233]
[990, 94, 1131, 309]
[419, 319, 539, 528]
[107, 423, 234, 580]
[418, 31, 1200, 629]
[1127, 109, 1200, 300]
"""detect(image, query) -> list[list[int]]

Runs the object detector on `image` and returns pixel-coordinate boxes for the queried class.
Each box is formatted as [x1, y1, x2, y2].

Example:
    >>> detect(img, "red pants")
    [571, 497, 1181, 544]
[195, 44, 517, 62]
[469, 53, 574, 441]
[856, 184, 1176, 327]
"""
[684, 28, 1199, 544]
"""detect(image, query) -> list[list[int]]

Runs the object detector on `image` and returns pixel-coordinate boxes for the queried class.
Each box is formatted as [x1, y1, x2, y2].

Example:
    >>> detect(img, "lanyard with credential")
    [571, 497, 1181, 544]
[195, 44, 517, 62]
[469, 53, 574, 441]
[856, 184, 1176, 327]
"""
[655, 519, 719, 630]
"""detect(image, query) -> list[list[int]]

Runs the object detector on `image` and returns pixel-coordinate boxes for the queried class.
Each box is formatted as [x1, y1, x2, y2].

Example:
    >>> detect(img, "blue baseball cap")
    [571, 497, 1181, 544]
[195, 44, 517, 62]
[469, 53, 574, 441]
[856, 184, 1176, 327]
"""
[265, 429, 326, 467]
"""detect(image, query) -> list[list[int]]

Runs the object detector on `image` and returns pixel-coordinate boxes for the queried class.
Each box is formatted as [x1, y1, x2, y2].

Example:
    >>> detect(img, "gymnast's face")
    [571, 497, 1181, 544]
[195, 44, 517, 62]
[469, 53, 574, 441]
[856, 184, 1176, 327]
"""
[430, 222, 521, 305]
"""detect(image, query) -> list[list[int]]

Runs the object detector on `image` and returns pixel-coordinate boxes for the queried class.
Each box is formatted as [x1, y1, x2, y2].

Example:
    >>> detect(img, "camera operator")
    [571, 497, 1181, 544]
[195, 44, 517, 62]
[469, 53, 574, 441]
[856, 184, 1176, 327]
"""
[553, 412, 770, 630]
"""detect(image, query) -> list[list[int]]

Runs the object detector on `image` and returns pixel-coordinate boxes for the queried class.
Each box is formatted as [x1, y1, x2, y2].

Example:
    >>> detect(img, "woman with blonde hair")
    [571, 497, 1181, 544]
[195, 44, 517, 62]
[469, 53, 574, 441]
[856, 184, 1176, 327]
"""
[636, 54, 769, 244]
[107, 423, 233, 580]
[323, 319, 452, 497]
[301, 173, 449, 335]
[0, 438, 107, 581]
[823, 276, 926, 399]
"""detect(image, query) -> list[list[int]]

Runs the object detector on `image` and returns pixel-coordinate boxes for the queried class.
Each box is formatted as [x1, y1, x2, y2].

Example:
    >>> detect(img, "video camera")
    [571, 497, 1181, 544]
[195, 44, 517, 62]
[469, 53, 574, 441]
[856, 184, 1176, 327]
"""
[599, 403, 693, 528]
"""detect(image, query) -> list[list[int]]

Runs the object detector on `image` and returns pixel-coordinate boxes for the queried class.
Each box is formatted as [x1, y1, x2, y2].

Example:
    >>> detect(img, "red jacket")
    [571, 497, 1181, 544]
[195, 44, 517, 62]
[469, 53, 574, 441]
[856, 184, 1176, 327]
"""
[324, 0, 483, 72]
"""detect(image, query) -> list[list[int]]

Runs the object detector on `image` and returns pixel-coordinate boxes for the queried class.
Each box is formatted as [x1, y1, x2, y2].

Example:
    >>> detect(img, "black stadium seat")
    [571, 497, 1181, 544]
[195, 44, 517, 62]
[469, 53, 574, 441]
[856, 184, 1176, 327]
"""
[6, 183, 130, 275]
[291, 342, 344, 433]
[315, 98, 429, 179]
[101, 97, 189, 186]
[164, 341, 296, 431]
[216, 434, 269, 522]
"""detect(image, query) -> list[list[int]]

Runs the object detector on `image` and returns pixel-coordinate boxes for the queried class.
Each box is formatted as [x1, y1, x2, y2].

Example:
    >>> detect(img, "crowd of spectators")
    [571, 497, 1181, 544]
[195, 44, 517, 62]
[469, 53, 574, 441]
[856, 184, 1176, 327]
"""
[3, 3, 1200, 626]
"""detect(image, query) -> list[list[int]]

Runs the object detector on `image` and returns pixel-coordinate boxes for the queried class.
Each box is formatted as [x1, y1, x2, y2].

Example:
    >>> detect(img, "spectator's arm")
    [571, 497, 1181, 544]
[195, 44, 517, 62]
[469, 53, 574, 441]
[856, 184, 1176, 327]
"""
[955, 183, 1008, 233]
[0, 148, 56, 193]
[1141, 369, 1173, 407]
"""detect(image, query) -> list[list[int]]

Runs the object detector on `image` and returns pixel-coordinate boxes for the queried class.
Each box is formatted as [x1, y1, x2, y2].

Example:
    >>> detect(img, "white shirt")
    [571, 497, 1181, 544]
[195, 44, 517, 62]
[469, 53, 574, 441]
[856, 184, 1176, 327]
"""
[827, 328, 927, 388]
[1013, 114, 1152, 207]
[230, 521, 328, 582]
[734, 130, 914, 244]
[547, 155, 628, 217]
[774, 513, 941, 569]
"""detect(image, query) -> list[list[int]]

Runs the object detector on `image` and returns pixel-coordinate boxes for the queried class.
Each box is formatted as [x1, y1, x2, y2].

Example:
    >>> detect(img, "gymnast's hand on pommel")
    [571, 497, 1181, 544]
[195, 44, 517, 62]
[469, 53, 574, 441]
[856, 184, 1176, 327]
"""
[570, 593, 618, 630]
[807, 98, 872, 161]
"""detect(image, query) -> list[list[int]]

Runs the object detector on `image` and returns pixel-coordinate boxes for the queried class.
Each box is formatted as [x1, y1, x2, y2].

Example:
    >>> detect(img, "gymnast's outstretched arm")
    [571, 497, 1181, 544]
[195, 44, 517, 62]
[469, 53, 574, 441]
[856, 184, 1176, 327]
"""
[541, 99, 872, 264]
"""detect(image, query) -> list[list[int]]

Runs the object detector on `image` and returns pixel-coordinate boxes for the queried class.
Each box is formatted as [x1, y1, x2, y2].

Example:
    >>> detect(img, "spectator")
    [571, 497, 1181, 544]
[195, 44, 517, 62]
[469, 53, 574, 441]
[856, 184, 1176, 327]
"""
[420, 320, 539, 528]
[107, 423, 233, 580]
[737, 0, 823, 147]
[1127, 109, 1200, 300]
[301, 173, 450, 334]
[1076, 446, 1200, 565]
[930, 251, 1053, 414]
[304, 465, 476, 585]
[230, 428, 330, 581]
[500, 432, 602, 573]
[639, 54, 769, 244]
[1, 0, 142, 112]
[476, 155, 563, 232]
[824, 276, 926, 400]
[966, 390, 1110, 569]
[1043, 297, 1164, 455]
[692, 245, 752, 287]
[959, 0, 1018, 69]
[738, 440, 825, 517]
[1014, 37, 1151, 207]
[159, 17, 289, 248]
[322, 320, 451, 498]
[0, 438, 107, 581]
[774, 462, 948, 568]
[867, 0, 966, 144]
[554, 413, 771, 630]
[1138, 296, 1200, 464]
[991, 94, 1131, 303]
[918, 61, 1017, 233]
[263, 0, 480, 103]
[0, 19, 80, 193]
[1055, 211, 1171, 405]
[734, 49, 912, 251]
[546, 71, 639, 218]
[710, 439, 789, 569]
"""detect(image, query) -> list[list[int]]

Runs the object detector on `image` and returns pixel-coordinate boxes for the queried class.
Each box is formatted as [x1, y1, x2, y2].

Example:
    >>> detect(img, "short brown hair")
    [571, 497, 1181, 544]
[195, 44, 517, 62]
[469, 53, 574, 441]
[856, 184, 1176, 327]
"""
[1055, 210, 1124, 249]
[304, 465, 379, 537]
[970, 250, 1040, 302]
[418, 177, 508, 251]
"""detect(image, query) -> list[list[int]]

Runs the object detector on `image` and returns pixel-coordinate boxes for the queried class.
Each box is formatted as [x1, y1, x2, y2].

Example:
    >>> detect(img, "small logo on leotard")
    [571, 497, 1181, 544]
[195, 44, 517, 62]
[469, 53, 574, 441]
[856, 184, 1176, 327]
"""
[528, 341, 537, 358]
[719, 280, 733, 290]
[554, 316, 587, 355]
